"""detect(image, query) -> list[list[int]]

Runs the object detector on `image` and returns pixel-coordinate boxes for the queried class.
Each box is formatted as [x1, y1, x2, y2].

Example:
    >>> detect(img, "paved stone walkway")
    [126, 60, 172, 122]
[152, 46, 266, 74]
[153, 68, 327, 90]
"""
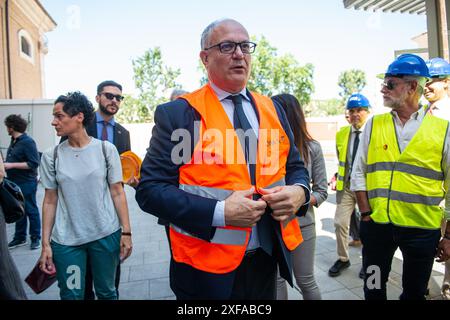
[7, 184, 446, 300]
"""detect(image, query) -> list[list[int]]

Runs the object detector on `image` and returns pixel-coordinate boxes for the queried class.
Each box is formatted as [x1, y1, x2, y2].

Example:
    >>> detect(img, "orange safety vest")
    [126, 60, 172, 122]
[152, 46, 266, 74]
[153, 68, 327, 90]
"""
[169, 84, 303, 274]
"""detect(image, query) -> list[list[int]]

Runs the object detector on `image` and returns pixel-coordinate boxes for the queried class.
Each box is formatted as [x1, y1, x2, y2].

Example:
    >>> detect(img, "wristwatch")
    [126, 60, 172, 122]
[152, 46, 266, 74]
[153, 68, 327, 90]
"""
[360, 210, 372, 218]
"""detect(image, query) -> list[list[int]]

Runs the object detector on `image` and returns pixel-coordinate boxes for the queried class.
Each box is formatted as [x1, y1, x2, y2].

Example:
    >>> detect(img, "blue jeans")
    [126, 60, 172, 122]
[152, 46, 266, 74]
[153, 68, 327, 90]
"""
[360, 220, 441, 300]
[14, 181, 40, 241]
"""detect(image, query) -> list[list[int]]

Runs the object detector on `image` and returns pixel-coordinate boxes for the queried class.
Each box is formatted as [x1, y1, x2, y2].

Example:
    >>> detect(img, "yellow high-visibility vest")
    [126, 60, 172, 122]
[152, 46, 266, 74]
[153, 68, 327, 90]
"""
[336, 126, 351, 191]
[367, 113, 448, 230]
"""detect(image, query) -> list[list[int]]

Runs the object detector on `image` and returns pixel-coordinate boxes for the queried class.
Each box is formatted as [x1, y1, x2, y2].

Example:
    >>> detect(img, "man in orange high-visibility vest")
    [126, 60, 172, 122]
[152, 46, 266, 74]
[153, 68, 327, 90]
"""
[136, 19, 311, 300]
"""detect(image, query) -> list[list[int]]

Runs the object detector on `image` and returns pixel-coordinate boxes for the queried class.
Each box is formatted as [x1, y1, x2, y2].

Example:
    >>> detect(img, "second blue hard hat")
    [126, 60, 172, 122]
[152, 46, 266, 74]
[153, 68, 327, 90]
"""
[426, 57, 450, 78]
[346, 93, 371, 109]
[378, 53, 430, 79]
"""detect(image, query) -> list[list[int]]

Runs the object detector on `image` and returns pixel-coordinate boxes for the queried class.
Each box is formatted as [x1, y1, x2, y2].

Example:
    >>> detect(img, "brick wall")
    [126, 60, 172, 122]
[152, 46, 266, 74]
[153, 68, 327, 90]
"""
[0, 0, 8, 98]
[0, 0, 44, 99]
[8, 0, 42, 98]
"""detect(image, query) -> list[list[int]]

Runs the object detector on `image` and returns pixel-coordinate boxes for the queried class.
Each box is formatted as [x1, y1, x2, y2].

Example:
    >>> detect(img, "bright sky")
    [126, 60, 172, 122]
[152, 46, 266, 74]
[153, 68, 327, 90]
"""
[40, 0, 427, 109]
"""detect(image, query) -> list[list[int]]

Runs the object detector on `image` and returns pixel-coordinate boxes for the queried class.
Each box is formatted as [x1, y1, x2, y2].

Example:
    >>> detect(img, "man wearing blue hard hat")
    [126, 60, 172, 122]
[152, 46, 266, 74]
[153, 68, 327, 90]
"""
[351, 53, 450, 300]
[329, 93, 370, 279]
[425, 57, 450, 119]
[424, 57, 450, 300]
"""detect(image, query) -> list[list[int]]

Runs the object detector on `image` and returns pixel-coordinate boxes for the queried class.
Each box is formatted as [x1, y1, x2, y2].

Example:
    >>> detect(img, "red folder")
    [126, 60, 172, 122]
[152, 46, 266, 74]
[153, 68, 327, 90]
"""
[25, 261, 57, 294]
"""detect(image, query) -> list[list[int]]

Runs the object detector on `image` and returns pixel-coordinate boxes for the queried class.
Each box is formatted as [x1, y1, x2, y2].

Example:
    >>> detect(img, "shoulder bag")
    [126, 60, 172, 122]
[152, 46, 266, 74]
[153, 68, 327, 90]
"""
[0, 178, 25, 224]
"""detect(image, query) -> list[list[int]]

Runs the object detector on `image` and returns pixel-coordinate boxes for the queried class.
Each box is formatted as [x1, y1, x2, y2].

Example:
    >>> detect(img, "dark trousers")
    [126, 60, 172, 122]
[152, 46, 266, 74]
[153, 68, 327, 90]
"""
[360, 220, 441, 300]
[171, 248, 277, 300]
[14, 181, 40, 241]
[230, 249, 277, 300]
[84, 257, 121, 300]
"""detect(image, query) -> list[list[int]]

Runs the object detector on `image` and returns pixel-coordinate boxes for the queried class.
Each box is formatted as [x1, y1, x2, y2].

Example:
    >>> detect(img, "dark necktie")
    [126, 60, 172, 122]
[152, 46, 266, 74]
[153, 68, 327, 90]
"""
[228, 94, 257, 185]
[101, 121, 108, 141]
[227, 95, 273, 256]
[351, 130, 361, 167]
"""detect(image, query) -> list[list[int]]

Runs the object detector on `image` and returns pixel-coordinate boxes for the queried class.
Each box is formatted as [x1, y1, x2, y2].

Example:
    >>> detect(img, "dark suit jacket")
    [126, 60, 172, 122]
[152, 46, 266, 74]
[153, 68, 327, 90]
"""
[135, 93, 310, 299]
[60, 118, 131, 154]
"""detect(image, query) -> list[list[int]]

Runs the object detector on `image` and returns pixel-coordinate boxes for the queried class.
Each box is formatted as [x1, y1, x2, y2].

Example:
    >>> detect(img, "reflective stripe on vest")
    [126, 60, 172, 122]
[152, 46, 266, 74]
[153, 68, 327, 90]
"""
[367, 162, 444, 181]
[173, 178, 286, 246]
[170, 224, 247, 245]
[168, 84, 302, 274]
[368, 189, 443, 206]
[367, 113, 447, 229]
[336, 126, 351, 191]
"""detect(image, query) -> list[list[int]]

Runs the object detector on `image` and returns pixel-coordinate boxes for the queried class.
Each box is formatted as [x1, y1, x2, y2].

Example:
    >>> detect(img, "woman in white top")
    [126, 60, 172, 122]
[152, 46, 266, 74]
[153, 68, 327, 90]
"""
[39, 92, 132, 300]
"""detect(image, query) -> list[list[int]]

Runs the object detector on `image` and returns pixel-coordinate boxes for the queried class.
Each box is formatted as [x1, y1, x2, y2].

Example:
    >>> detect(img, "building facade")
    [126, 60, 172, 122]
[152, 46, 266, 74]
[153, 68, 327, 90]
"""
[0, 0, 56, 99]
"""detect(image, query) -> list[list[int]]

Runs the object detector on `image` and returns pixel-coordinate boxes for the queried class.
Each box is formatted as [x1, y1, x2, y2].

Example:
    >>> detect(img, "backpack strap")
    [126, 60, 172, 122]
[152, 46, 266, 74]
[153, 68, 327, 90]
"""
[102, 140, 109, 183]
[53, 144, 59, 181]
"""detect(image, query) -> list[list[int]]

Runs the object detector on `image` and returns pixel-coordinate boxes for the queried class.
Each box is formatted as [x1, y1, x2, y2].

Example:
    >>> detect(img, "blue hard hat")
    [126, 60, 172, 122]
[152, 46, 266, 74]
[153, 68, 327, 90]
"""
[378, 54, 430, 79]
[426, 57, 450, 78]
[346, 93, 371, 109]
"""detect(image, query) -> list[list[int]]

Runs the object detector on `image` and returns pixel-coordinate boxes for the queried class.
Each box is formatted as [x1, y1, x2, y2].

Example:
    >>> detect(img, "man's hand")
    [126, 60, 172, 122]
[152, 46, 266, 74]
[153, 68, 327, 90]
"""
[260, 185, 306, 222]
[224, 188, 267, 228]
[436, 237, 450, 262]
[125, 176, 140, 188]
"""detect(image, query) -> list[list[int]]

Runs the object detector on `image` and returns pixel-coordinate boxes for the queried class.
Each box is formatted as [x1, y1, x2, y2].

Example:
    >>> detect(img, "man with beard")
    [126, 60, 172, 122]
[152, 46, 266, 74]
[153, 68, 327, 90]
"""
[351, 54, 450, 300]
[60, 81, 133, 300]
[92, 81, 131, 155]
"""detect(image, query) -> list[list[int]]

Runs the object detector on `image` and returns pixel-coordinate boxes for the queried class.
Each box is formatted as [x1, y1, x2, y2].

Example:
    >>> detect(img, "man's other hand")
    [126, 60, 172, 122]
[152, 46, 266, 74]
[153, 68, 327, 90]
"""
[224, 188, 267, 228]
[260, 185, 305, 222]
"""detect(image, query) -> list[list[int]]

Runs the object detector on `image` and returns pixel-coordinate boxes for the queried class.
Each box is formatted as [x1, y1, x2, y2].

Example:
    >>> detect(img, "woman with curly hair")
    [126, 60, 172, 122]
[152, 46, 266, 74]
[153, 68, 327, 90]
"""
[39, 92, 132, 300]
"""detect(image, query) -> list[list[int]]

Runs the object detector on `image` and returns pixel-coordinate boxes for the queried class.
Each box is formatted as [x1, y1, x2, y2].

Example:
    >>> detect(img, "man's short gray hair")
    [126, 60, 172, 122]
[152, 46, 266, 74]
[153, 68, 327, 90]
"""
[200, 18, 243, 50]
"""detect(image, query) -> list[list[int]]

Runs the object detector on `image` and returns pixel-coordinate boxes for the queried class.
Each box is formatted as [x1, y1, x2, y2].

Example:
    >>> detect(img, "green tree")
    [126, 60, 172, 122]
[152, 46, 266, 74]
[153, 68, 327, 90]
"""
[307, 98, 344, 117]
[116, 47, 181, 123]
[198, 36, 314, 106]
[337, 69, 367, 103]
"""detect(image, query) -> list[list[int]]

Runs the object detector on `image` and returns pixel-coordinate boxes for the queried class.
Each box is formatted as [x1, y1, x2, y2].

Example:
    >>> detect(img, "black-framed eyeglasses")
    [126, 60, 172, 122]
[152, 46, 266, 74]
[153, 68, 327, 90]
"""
[101, 92, 124, 102]
[204, 41, 257, 54]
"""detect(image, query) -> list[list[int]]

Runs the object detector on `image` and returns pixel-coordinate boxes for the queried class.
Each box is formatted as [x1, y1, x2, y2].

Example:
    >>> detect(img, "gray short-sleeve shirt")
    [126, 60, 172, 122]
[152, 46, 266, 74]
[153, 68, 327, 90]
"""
[40, 138, 123, 246]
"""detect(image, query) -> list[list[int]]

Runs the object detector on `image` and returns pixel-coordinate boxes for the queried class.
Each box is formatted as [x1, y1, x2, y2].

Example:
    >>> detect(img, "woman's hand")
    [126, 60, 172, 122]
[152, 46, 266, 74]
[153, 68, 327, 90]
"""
[120, 234, 133, 262]
[39, 244, 56, 275]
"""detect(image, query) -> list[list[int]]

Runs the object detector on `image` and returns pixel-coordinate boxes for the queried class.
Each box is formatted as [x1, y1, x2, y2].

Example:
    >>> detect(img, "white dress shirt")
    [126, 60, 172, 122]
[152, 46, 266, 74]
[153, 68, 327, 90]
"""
[209, 81, 261, 249]
[208, 82, 310, 250]
[429, 95, 450, 121]
[350, 106, 450, 220]
[345, 123, 366, 182]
